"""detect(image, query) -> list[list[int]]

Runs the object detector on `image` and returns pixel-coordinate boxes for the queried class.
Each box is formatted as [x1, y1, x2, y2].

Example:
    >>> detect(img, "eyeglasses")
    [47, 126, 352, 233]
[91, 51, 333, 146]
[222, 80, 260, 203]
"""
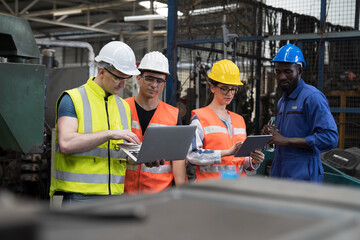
[215, 85, 239, 95]
[142, 75, 166, 85]
[104, 67, 132, 83]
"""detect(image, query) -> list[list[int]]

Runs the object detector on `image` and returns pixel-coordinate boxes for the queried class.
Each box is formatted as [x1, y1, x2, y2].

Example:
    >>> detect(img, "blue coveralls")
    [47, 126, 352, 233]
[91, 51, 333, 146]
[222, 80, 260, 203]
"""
[270, 79, 338, 182]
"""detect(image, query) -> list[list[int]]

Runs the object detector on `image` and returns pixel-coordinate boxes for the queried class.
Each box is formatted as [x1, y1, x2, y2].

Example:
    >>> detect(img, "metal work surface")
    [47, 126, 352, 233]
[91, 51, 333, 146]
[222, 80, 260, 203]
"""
[3, 177, 360, 240]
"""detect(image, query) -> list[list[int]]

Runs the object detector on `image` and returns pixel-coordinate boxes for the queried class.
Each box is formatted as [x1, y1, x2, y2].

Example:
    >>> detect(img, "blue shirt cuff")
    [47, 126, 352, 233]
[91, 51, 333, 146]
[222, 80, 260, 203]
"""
[305, 135, 316, 150]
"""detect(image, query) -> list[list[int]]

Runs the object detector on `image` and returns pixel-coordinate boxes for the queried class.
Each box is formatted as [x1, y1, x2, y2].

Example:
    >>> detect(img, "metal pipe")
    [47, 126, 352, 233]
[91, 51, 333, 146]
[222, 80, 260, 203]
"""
[195, 58, 201, 109]
[166, 0, 177, 106]
[254, 3, 263, 134]
[35, 39, 95, 77]
[222, 14, 227, 59]
[355, 0, 360, 30]
[148, 0, 154, 52]
[317, 0, 327, 91]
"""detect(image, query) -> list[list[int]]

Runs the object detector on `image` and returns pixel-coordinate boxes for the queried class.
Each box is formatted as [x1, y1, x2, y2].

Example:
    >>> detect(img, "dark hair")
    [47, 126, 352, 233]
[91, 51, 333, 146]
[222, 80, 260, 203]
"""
[204, 80, 218, 106]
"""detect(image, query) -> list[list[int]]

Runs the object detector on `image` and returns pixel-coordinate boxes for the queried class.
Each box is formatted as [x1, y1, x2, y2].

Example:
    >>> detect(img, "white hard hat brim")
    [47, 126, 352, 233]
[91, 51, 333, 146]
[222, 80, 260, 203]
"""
[95, 56, 140, 75]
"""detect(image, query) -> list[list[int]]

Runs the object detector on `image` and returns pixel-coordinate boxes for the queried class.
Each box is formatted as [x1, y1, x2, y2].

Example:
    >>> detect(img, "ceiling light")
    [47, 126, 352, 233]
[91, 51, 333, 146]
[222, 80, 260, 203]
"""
[124, 14, 166, 22]
[52, 9, 82, 17]
[139, 1, 167, 9]
[189, 3, 237, 16]
[139, 1, 183, 17]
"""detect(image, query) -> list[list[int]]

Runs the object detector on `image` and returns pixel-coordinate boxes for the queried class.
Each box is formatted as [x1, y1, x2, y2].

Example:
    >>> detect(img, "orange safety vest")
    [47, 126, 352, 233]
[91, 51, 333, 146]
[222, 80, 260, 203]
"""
[124, 97, 179, 194]
[192, 106, 247, 181]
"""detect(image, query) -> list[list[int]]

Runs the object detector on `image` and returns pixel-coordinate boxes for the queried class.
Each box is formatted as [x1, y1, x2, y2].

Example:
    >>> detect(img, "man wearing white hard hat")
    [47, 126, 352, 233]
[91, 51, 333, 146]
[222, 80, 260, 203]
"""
[124, 51, 187, 194]
[50, 41, 149, 204]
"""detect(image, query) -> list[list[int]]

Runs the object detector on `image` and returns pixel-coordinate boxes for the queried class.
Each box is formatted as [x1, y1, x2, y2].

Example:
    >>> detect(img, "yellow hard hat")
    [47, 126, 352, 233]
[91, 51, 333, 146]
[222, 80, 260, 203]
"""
[208, 59, 243, 85]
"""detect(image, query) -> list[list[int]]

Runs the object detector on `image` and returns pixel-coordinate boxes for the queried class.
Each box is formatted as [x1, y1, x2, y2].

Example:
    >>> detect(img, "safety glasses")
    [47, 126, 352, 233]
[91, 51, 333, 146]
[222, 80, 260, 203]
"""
[141, 75, 166, 86]
[215, 85, 239, 95]
[104, 67, 132, 83]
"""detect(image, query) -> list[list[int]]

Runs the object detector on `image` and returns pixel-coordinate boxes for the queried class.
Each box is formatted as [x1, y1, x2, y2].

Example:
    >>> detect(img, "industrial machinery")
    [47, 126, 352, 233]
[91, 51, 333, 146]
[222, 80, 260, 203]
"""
[0, 14, 50, 198]
[322, 147, 360, 179]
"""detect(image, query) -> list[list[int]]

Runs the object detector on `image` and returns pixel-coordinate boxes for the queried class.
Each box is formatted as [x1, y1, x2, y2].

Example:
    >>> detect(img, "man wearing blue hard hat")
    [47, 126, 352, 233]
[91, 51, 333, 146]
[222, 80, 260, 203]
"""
[262, 44, 338, 182]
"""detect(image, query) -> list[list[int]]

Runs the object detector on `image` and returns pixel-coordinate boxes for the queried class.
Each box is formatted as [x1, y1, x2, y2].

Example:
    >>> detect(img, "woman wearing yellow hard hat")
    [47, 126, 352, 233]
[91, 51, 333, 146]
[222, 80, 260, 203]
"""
[186, 59, 264, 181]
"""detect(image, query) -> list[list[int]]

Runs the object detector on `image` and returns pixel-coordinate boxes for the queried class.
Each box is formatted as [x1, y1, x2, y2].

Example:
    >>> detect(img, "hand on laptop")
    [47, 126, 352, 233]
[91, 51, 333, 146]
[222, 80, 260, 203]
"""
[144, 159, 165, 168]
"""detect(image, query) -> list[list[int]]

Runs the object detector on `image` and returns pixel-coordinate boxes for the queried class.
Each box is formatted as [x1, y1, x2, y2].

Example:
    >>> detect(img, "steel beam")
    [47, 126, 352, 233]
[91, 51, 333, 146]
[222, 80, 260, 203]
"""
[0, 0, 14, 15]
[26, 16, 119, 35]
[166, 0, 177, 106]
[22, 0, 136, 18]
[19, 0, 40, 15]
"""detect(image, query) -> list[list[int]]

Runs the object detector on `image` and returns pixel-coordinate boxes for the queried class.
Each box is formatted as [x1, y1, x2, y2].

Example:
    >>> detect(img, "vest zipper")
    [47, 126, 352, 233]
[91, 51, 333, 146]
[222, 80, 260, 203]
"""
[105, 96, 111, 195]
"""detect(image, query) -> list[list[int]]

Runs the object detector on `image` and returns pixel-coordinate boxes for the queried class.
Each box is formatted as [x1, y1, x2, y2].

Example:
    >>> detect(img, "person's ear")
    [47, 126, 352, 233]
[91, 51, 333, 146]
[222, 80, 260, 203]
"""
[210, 83, 216, 93]
[136, 75, 142, 84]
[98, 67, 105, 77]
[298, 65, 303, 76]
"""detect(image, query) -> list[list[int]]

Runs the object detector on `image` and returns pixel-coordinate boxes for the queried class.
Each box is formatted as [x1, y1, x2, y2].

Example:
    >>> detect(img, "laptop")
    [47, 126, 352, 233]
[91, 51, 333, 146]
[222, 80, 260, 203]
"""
[234, 135, 272, 157]
[118, 125, 196, 164]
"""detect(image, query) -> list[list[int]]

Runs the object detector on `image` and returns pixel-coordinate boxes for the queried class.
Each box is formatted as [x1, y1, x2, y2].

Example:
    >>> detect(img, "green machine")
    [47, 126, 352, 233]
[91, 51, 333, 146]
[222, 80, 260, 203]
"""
[257, 150, 360, 188]
[0, 14, 45, 154]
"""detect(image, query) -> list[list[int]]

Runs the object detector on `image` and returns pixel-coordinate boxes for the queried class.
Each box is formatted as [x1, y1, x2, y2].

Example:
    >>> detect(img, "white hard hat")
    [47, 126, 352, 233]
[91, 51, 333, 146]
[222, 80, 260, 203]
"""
[95, 41, 140, 75]
[138, 51, 170, 75]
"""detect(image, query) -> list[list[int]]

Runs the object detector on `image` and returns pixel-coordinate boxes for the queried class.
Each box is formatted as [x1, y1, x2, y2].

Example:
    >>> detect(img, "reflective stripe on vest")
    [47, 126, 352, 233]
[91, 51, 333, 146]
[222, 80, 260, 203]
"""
[126, 164, 172, 173]
[148, 123, 168, 127]
[131, 120, 140, 130]
[127, 164, 139, 171]
[115, 95, 130, 130]
[142, 164, 172, 173]
[68, 85, 129, 160]
[78, 86, 129, 134]
[203, 125, 228, 135]
[234, 128, 246, 135]
[199, 165, 236, 173]
[50, 78, 130, 197]
[124, 97, 179, 194]
[192, 107, 247, 182]
[55, 143, 127, 158]
[131, 121, 168, 132]
[203, 126, 246, 135]
[55, 170, 124, 184]
[78, 86, 92, 133]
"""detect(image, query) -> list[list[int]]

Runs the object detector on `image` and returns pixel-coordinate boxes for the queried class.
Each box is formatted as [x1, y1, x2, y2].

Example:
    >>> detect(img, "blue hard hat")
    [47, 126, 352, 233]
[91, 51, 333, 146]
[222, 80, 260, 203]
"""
[272, 44, 306, 68]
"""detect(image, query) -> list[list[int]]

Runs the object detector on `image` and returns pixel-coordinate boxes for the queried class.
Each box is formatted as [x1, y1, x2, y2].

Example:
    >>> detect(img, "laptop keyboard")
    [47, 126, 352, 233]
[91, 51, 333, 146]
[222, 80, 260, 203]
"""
[129, 150, 140, 159]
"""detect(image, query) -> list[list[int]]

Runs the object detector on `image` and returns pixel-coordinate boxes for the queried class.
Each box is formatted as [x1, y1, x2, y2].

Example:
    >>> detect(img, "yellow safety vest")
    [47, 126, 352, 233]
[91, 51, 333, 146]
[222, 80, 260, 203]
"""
[49, 77, 131, 197]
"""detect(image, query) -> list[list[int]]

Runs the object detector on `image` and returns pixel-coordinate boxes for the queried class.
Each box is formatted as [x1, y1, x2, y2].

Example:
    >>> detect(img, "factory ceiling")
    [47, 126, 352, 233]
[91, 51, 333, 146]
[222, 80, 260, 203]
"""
[0, 0, 171, 41]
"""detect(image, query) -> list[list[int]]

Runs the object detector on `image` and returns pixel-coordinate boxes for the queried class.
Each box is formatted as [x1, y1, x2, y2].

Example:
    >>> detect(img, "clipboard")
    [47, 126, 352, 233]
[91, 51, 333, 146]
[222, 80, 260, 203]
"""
[234, 135, 272, 157]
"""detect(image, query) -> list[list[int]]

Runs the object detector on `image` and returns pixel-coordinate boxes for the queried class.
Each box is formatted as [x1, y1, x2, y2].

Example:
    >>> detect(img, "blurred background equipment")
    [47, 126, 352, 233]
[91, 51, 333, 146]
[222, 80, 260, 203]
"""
[0, 14, 44, 154]
[0, 0, 359, 199]
[0, 14, 49, 198]
[3, 177, 360, 239]
[322, 147, 360, 179]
